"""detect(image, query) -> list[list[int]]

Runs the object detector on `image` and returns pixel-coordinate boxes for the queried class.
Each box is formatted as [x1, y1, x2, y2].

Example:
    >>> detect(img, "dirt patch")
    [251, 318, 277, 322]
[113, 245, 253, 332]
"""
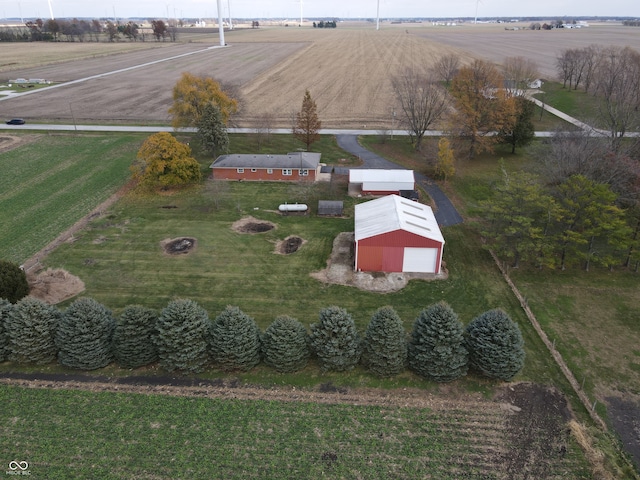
[27, 268, 85, 305]
[495, 382, 574, 478]
[232, 216, 276, 234]
[275, 236, 305, 254]
[0, 134, 40, 153]
[606, 395, 640, 470]
[311, 232, 447, 293]
[160, 237, 197, 255]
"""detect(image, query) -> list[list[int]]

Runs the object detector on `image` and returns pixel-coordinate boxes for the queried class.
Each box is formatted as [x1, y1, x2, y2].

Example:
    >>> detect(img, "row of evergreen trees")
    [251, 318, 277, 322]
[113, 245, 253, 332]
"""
[0, 297, 525, 382]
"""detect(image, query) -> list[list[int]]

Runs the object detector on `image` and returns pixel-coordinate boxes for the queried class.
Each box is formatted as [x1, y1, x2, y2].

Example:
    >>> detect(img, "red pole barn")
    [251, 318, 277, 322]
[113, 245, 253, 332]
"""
[354, 195, 445, 274]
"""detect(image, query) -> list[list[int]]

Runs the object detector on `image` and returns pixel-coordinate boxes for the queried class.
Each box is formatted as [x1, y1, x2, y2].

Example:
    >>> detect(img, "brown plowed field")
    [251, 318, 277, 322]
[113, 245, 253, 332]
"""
[0, 23, 637, 128]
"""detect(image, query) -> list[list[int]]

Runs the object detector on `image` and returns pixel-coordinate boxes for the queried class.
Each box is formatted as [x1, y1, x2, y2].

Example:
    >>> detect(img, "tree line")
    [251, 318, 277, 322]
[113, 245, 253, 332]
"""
[0, 18, 178, 42]
[0, 294, 525, 383]
[392, 55, 537, 156]
[482, 167, 640, 271]
[555, 45, 640, 153]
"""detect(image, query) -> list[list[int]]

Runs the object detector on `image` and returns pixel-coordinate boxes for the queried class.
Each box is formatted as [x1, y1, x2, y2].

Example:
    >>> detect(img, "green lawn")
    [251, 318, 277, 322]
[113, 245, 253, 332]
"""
[0, 133, 145, 264]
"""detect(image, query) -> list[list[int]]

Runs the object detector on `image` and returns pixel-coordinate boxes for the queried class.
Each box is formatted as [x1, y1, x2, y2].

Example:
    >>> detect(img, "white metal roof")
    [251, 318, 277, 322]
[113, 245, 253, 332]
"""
[355, 195, 444, 243]
[349, 169, 415, 184]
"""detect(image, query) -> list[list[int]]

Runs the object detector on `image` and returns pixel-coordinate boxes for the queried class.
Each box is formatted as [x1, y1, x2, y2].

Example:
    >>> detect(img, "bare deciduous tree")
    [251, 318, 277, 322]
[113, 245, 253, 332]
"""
[502, 56, 539, 95]
[391, 68, 450, 150]
[433, 53, 461, 85]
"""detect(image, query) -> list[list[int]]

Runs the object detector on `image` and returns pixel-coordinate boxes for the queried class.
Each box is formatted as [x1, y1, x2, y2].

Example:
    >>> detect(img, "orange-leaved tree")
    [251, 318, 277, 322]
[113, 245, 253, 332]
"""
[169, 72, 238, 130]
[132, 132, 201, 188]
[293, 90, 321, 151]
[449, 60, 515, 158]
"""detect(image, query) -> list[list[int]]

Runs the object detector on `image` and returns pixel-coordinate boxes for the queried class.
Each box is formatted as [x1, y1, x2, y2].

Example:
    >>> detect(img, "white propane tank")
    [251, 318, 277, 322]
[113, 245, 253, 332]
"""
[278, 203, 308, 212]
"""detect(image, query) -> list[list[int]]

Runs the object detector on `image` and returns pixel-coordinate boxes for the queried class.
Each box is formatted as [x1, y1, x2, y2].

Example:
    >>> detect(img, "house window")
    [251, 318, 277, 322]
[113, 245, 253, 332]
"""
[299, 169, 309, 176]
[282, 169, 292, 176]
[267, 169, 273, 174]
[251, 168, 257, 172]
[237, 168, 244, 173]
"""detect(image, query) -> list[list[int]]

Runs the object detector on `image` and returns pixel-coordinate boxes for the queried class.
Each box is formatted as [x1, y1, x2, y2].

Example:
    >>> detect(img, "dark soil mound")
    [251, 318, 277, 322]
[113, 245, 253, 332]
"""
[163, 237, 196, 255]
[281, 236, 303, 254]
[496, 383, 573, 478]
[240, 222, 274, 233]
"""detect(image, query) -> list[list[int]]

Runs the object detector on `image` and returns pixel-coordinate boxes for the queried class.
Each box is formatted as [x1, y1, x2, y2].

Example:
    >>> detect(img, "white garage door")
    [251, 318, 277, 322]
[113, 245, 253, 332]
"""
[402, 247, 438, 273]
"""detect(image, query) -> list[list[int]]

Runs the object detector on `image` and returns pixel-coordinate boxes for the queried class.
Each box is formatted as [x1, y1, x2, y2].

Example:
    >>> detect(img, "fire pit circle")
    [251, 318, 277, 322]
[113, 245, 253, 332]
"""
[161, 237, 197, 255]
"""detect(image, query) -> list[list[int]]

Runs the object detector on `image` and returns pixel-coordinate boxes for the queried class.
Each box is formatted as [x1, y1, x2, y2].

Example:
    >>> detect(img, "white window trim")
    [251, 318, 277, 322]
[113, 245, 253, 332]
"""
[282, 169, 292, 176]
[267, 168, 273, 174]
[299, 169, 309, 176]
[237, 168, 244, 173]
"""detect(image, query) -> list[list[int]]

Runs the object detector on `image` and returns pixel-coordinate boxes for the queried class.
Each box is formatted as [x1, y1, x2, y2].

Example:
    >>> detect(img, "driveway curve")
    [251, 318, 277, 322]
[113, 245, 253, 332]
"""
[336, 135, 463, 227]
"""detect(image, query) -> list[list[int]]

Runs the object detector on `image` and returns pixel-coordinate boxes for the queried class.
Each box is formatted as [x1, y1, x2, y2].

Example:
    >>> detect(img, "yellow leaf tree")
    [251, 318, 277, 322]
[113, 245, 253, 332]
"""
[132, 132, 201, 188]
[435, 137, 455, 182]
[168, 72, 238, 130]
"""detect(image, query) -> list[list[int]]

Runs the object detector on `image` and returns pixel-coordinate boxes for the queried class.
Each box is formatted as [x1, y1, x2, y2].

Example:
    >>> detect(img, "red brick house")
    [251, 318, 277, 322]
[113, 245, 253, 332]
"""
[210, 152, 322, 182]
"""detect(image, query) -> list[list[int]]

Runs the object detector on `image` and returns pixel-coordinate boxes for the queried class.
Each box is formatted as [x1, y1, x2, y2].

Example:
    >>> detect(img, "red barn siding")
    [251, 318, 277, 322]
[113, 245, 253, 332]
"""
[213, 168, 315, 182]
[356, 230, 443, 273]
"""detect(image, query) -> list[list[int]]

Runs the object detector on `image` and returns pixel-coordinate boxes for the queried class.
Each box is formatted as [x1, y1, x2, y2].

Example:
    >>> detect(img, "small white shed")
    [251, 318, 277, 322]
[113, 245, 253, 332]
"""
[349, 169, 415, 195]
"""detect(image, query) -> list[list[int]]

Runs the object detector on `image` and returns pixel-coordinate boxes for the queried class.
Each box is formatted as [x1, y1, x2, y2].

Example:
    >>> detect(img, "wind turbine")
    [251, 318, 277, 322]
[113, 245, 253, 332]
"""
[216, 0, 225, 46]
[376, 0, 380, 30]
[47, 0, 54, 19]
[227, 0, 233, 30]
[474, 0, 482, 24]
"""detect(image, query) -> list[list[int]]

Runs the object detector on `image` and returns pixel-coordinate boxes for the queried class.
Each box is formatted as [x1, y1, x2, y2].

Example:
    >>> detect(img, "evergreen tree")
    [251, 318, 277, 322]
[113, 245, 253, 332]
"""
[293, 89, 321, 151]
[0, 299, 13, 361]
[501, 96, 535, 154]
[55, 297, 115, 370]
[361, 306, 407, 377]
[261, 315, 309, 373]
[209, 306, 261, 371]
[154, 299, 210, 374]
[112, 305, 158, 369]
[7, 297, 60, 364]
[465, 309, 525, 381]
[309, 306, 361, 372]
[408, 302, 468, 382]
[0, 260, 29, 303]
[197, 103, 229, 158]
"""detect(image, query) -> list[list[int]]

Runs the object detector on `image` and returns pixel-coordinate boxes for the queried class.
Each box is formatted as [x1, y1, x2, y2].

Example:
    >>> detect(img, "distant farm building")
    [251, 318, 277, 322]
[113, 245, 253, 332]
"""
[354, 195, 444, 274]
[349, 169, 415, 195]
[210, 153, 321, 182]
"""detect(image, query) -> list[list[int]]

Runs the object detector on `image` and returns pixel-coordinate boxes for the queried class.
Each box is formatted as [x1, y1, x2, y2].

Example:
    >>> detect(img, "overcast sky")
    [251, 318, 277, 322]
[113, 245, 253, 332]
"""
[1, 0, 636, 21]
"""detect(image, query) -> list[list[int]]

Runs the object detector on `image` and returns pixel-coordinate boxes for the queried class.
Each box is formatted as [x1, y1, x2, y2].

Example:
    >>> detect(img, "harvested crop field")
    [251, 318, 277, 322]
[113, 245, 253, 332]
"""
[0, 377, 592, 478]
[1, 23, 637, 128]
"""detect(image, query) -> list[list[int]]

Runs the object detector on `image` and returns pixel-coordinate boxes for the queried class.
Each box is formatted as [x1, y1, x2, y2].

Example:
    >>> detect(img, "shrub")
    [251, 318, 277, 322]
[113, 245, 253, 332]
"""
[309, 306, 361, 372]
[154, 299, 210, 374]
[408, 301, 468, 382]
[209, 306, 261, 371]
[7, 297, 60, 364]
[112, 305, 158, 369]
[261, 315, 309, 373]
[465, 308, 526, 381]
[361, 306, 407, 377]
[55, 297, 115, 370]
[0, 260, 29, 303]
[0, 299, 13, 361]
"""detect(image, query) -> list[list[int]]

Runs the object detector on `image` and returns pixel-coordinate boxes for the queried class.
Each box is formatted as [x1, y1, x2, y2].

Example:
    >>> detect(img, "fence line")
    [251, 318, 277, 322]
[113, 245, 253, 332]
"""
[489, 250, 607, 431]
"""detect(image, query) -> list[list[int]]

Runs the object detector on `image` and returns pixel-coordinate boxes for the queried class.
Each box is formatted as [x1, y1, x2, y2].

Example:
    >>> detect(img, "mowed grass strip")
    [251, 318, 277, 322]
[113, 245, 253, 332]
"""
[0, 134, 143, 263]
[0, 385, 590, 479]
